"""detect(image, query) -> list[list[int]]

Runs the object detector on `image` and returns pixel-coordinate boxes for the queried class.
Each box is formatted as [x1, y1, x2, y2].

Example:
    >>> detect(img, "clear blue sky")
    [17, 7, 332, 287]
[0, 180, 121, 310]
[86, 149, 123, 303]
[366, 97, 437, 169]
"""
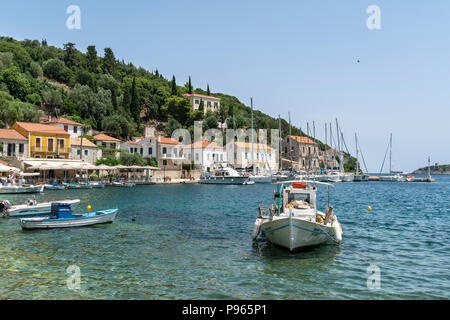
[1, 0, 449, 172]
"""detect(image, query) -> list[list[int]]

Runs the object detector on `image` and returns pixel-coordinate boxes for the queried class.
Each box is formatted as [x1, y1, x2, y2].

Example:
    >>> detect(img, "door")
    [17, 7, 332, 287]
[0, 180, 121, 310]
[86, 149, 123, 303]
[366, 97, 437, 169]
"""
[7, 144, 15, 157]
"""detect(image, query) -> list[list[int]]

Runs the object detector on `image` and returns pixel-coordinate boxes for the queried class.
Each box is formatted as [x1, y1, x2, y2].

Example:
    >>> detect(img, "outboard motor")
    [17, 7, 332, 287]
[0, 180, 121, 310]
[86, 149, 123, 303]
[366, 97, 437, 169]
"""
[0, 200, 12, 213]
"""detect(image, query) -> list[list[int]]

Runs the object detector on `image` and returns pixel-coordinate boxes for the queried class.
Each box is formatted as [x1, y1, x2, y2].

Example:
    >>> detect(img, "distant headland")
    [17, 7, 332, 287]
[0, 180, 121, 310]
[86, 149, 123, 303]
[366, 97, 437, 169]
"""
[412, 164, 450, 175]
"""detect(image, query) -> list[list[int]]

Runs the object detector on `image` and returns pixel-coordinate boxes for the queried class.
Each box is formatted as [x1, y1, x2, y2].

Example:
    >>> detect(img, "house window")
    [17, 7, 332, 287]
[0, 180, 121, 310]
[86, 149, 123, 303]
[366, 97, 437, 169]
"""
[47, 138, 54, 152]
[85, 150, 88, 156]
[111, 143, 116, 149]
[58, 139, 65, 152]
[134, 148, 138, 153]
[140, 148, 143, 155]
[148, 147, 153, 155]
[214, 102, 218, 109]
[245, 152, 248, 159]
[74, 126, 78, 134]
[195, 99, 199, 105]
[19, 144, 24, 153]
[64, 125, 68, 132]
[163, 147, 167, 154]
[207, 101, 211, 108]
[130, 147, 134, 153]
[234, 152, 237, 160]
[195, 153, 199, 161]
[77, 149, 81, 155]
[35, 137, 41, 149]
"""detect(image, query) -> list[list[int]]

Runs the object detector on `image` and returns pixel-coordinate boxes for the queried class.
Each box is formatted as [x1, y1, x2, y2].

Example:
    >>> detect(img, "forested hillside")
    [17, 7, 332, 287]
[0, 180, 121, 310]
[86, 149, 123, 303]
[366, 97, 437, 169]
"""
[0, 36, 309, 140]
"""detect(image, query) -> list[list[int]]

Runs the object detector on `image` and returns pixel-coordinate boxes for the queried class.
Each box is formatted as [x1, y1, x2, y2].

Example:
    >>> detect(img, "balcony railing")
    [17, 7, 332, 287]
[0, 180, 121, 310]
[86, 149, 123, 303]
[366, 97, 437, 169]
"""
[31, 147, 70, 153]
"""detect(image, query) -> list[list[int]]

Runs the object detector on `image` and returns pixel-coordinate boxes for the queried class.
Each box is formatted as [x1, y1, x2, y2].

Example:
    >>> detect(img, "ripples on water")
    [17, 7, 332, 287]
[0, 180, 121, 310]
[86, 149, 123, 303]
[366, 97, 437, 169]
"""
[0, 175, 448, 299]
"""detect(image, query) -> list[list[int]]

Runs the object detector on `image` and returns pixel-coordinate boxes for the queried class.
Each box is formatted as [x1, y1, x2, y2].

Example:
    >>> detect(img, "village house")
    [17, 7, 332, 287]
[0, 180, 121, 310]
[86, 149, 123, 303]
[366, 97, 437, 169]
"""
[282, 135, 320, 171]
[44, 117, 84, 138]
[92, 133, 121, 158]
[70, 137, 102, 165]
[226, 141, 277, 173]
[0, 129, 28, 160]
[181, 140, 227, 172]
[11, 122, 71, 159]
[182, 93, 221, 114]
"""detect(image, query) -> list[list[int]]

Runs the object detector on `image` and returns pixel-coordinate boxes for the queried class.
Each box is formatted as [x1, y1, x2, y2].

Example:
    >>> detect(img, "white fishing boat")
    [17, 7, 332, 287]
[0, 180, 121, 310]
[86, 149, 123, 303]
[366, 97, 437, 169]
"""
[200, 166, 249, 185]
[327, 171, 342, 183]
[0, 184, 44, 194]
[0, 198, 80, 218]
[253, 180, 342, 252]
[249, 175, 272, 184]
[341, 173, 354, 182]
[20, 203, 118, 230]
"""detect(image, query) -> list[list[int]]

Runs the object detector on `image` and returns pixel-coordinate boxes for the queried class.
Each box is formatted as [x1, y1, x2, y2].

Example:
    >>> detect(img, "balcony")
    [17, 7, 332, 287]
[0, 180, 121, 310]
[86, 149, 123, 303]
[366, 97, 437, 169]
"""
[31, 146, 70, 154]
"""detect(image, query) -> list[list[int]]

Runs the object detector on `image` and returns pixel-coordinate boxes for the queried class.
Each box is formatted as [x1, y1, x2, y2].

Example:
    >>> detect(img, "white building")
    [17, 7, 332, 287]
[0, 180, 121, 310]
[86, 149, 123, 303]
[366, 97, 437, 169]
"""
[93, 133, 121, 158]
[70, 137, 102, 165]
[45, 117, 84, 138]
[182, 93, 221, 114]
[181, 140, 227, 172]
[226, 141, 277, 173]
[121, 136, 183, 169]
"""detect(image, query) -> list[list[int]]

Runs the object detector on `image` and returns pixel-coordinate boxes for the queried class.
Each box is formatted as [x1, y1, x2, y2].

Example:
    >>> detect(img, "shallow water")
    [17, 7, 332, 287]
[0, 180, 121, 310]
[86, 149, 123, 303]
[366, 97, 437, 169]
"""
[0, 175, 448, 299]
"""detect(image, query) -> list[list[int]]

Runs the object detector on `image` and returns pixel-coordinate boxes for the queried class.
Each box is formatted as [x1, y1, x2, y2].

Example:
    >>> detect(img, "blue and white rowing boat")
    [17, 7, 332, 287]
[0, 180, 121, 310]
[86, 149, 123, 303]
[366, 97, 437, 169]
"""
[20, 203, 118, 230]
[0, 199, 80, 217]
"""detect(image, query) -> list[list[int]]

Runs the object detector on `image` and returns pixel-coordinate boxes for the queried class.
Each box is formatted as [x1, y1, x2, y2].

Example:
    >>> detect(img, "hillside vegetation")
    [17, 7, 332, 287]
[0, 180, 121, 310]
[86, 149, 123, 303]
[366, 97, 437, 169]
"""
[0, 36, 357, 170]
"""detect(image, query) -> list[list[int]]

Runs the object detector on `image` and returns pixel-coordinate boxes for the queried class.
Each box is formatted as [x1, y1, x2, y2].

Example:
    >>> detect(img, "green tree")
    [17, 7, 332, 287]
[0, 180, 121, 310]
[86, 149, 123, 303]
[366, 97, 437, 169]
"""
[0, 67, 31, 100]
[42, 87, 62, 117]
[102, 48, 117, 77]
[164, 117, 182, 136]
[188, 76, 192, 94]
[86, 45, 98, 73]
[171, 75, 177, 96]
[29, 61, 43, 78]
[207, 84, 210, 96]
[160, 96, 191, 124]
[42, 58, 69, 82]
[129, 77, 140, 123]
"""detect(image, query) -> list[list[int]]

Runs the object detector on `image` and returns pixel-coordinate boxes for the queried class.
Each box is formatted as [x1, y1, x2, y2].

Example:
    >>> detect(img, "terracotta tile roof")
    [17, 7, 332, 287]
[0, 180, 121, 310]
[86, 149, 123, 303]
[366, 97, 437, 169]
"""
[70, 137, 97, 148]
[288, 135, 316, 145]
[153, 136, 180, 145]
[233, 141, 272, 150]
[46, 117, 84, 127]
[14, 122, 70, 135]
[182, 140, 224, 149]
[182, 93, 220, 100]
[0, 129, 27, 140]
[93, 133, 121, 142]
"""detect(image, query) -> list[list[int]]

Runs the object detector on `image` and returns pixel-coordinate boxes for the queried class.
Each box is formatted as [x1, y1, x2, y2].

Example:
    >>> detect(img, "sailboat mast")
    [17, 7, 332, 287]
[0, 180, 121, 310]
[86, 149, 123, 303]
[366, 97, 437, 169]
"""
[288, 112, 292, 170]
[278, 115, 282, 171]
[324, 123, 328, 171]
[389, 133, 392, 176]
[355, 133, 359, 174]
[251, 98, 254, 174]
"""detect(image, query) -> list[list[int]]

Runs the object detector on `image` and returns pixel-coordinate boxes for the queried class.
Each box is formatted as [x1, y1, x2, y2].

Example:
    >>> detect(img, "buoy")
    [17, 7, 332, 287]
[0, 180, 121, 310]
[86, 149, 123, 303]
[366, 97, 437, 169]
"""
[368, 206, 372, 212]
[87, 205, 92, 211]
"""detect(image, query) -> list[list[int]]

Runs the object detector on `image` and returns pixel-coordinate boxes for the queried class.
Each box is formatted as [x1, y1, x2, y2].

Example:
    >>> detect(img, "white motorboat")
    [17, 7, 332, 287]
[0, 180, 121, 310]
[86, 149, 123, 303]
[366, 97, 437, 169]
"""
[327, 172, 342, 183]
[0, 198, 80, 218]
[353, 174, 369, 182]
[253, 180, 342, 252]
[341, 173, 354, 182]
[379, 174, 407, 182]
[0, 184, 44, 194]
[20, 203, 118, 230]
[249, 175, 272, 184]
[200, 166, 249, 185]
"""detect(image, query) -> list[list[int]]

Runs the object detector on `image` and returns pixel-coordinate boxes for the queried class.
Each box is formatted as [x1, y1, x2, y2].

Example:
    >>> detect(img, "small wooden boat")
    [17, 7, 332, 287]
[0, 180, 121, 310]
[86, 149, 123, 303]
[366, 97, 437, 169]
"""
[0, 199, 80, 218]
[20, 203, 118, 230]
[45, 184, 66, 190]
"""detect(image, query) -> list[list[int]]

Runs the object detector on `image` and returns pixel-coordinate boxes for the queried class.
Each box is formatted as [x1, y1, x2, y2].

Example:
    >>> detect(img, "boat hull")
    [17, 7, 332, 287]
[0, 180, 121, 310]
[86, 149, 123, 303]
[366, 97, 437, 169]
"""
[249, 176, 272, 184]
[0, 185, 44, 194]
[259, 217, 338, 252]
[20, 209, 118, 230]
[199, 176, 249, 185]
[7, 199, 81, 217]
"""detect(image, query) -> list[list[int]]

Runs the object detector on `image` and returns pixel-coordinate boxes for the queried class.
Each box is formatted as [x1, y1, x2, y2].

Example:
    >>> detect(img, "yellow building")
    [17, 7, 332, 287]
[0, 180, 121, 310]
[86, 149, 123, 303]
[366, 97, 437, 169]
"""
[11, 122, 71, 159]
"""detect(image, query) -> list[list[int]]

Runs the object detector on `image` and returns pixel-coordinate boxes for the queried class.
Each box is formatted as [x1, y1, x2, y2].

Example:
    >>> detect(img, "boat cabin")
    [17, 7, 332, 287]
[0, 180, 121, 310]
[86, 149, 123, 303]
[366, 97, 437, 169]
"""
[276, 182, 317, 214]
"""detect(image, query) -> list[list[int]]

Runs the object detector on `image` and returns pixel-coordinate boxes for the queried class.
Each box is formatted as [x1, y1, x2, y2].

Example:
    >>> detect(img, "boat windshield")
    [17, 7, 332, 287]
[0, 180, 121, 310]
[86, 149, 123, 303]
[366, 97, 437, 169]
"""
[288, 192, 311, 204]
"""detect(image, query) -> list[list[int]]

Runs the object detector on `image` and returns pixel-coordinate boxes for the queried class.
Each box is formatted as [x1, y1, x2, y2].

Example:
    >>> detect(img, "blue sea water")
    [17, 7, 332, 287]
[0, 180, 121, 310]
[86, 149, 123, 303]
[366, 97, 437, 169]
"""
[0, 175, 448, 299]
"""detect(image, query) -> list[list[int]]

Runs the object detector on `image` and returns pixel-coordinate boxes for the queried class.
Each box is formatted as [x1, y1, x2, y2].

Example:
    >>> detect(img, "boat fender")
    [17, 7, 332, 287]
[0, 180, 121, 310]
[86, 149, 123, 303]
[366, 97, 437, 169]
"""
[332, 220, 343, 244]
[252, 219, 262, 239]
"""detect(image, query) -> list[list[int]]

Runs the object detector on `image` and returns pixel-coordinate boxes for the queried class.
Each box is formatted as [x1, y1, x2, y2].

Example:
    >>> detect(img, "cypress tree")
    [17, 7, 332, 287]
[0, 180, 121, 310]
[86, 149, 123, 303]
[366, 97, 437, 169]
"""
[207, 84, 210, 96]
[171, 75, 177, 96]
[188, 76, 192, 94]
[130, 77, 140, 123]
[86, 45, 98, 73]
